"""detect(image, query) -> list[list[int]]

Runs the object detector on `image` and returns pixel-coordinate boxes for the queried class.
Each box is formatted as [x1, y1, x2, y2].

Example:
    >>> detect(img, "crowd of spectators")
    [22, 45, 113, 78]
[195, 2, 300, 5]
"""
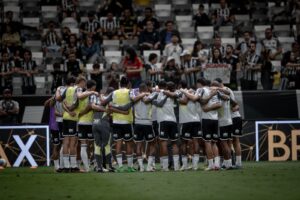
[0, 0, 300, 96]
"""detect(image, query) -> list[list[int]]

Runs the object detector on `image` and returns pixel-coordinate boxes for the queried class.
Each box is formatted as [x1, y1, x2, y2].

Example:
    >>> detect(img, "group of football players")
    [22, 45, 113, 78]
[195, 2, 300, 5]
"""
[45, 75, 243, 173]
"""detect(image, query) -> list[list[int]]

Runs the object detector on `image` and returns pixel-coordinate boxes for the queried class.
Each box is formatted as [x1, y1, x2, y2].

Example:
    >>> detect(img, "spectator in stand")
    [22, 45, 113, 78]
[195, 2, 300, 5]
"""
[106, 73, 119, 90]
[223, 44, 240, 90]
[212, 0, 233, 30]
[138, 20, 160, 52]
[268, 0, 288, 23]
[42, 21, 62, 53]
[2, 24, 22, 54]
[159, 21, 181, 49]
[64, 52, 83, 77]
[163, 33, 184, 66]
[261, 28, 283, 60]
[97, 0, 125, 17]
[0, 51, 15, 93]
[208, 48, 225, 64]
[90, 63, 105, 91]
[261, 50, 274, 90]
[191, 40, 208, 64]
[61, 0, 78, 19]
[119, 8, 138, 40]
[209, 36, 226, 59]
[62, 26, 72, 43]
[51, 63, 66, 94]
[62, 33, 81, 59]
[122, 47, 143, 88]
[240, 41, 262, 90]
[181, 50, 201, 88]
[80, 11, 102, 42]
[18, 50, 38, 95]
[193, 4, 211, 30]
[138, 7, 160, 32]
[282, 42, 300, 67]
[81, 36, 101, 63]
[145, 53, 162, 85]
[162, 56, 182, 85]
[101, 11, 119, 40]
[0, 89, 19, 125]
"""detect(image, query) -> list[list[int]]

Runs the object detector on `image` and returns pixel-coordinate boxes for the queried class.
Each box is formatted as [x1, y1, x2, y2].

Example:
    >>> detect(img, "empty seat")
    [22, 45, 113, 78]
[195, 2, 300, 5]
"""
[178, 27, 195, 38]
[278, 37, 295, 52]
[274, 25, 291, 37]
[176, 15, 193, 29]
[222, 38, 236, 48]
[22, 106, 45, 123]
[197, 26, 214, 44]
[103, 40, 120, 51]
[104, 51, 122, 65]
[61, 17, 78, 29]
[181, 38, 197, 50]
[219, 26, 233, 38]
[254, 25, 271, 39]
[32, 52, 44, 66]
[22, 18, 40, 28]
[25, 40, 43, 51]
[155, 4, 172, 18]
[41, 6, 58, 19]
[3, 0, 19, 7]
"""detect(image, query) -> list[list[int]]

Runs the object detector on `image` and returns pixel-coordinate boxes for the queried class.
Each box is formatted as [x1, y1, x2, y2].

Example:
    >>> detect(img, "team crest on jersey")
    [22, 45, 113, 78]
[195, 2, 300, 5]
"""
[78, 133, 82, 137]
[134, 134, 137, 138]
[148, 134, 153, 138]
[175, 133, 178, 137]
[207, 134, 212, 138]
[213, 134, 218, 138]
[235, 129, 240, 134]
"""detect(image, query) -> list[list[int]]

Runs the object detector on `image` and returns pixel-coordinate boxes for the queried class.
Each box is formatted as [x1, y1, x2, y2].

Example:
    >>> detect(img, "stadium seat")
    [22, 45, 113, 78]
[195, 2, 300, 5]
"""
[274, 25, 291, 37]
[210, 3, 220, 11]
[197, 26, 214, 44]
[25, 40, 42, 51]
[181, 38, 197, 50]
[104, 51, 122, 65]
[254, 25, 271, 39]
[3, 0, 19, 7]
[103, 40, 120, 51]
[22, 0, 39, 8]
[222, 38, 237, 48]
[4, 6, 20, 21]
[46, 64, 54, 72]
[143, 50, 161, 63]
[278, 37, 295, 52]
[154, 4, 172, 18]
[178, 27, 195, 38]
[41, 6, 58, 20]
[80, 17, 88, 23]
[22, 18, 40, 28]
[34, 76, 46, 95]
[61, 17, 78, 29]
[32, 52, 44, 67]
[172, 0, 189, 5]
[69, 28, 80, 37]
[219, 26, 234, 38]
[176, 15, 193, 29]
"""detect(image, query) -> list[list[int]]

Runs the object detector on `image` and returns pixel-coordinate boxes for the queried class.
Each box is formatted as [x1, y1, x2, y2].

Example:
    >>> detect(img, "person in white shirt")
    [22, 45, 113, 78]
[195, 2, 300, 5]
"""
[163, 33, 184, 66]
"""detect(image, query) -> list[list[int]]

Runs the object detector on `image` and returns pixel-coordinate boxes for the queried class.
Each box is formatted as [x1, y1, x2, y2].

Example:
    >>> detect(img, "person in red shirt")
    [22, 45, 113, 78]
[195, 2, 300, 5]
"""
[122, 47, 143, 88]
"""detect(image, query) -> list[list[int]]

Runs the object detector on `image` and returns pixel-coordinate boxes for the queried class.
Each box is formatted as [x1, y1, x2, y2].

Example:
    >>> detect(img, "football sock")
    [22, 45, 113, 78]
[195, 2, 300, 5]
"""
[59, 147, 64, 168]
[208, 159, 214, 169]
[127, 155, 133, 168]
[63, 155, 70, 169]
[173, 155, 180, 171]
[80, 144, 89, 171]
[182, 155, 188, 169]
[54, 159, 60, 170]
[137, 157, 143, 169]
[236, 156, 242, 166]
[161, 156, 168, 170]
[214, 156, 220, 168]
[116, 154, 123, 167]
[70, 155, 77, 168]
[147, 156, 154, 169]
[192, 154, 200, 169]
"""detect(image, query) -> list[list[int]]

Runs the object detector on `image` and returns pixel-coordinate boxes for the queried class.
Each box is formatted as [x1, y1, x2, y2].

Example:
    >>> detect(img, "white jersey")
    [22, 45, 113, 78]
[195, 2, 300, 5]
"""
[55, 101, 63, 122]
[228, 88, 241, 118]
[130, 90, 152, 125]
[179, 90, 200, 124]
[218, 98, 232, 127]
[156, 92, 176, 123]
[201, 87, 220, 120]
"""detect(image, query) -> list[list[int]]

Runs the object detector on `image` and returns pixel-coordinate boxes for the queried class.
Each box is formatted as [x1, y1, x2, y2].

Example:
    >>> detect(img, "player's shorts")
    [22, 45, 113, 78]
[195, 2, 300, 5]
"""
[159, 121, 179, 141]
[232, 117, 242, 137]
[62, 119, 77, 137]
[134, 124, 155, 142]
[219, 125, 233, 140]
[112, 123, 133, 141]
[180, 122, 202, 140]
[78, 124, 94, 140]
[202, 119, 219, 141]
[51, 130, 61, 145]
[152, 121, 159, 137]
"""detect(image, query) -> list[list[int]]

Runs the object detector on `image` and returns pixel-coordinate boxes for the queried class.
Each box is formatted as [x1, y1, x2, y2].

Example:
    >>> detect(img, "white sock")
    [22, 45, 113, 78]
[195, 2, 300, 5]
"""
[236, 155, 242, 166]
[70, 155, 77, 168]
[182, 155, 188, 169]
[138, 157, 143, 169]
[223, 159, 228, 168]
[54, 159, 60, 170]
[161, 156, 168, 170]
[80, 145, 89, 171]
[127, 155, 133, 168]
[63, 155, 70, 168]
[148, 156, 154, 168]
[59, 147, 64, 168]
[160, 157, 163, 168]
[173, 155, 180, 171]
[227, 159, 232, 168]
[208, 159, 214, 169]
[116, 154, 123, 167]
[214, 156, 220, 168]
[192, 154, 200, 169]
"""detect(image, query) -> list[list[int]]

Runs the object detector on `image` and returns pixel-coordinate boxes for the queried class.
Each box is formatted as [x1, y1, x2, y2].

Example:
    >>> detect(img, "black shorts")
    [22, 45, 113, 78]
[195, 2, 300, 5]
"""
[134, 124, 155, 142]
[232, 117, 242, 137]
[112, 123, 133, 141]
[78, 125, 94, 140]
[51, 130, 61, 145]
[202, 119, 219, 141]
[181, 122, 202, 140]
[219, 125, 233, 140]
[63, 119, 77, 137]
[159, 121, 179, 141]
[152, 121, 159, 137]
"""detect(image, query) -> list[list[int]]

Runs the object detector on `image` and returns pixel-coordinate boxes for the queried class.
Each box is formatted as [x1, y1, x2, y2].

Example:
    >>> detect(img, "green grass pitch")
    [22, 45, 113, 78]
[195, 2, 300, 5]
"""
[1, 162, 299, 200]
